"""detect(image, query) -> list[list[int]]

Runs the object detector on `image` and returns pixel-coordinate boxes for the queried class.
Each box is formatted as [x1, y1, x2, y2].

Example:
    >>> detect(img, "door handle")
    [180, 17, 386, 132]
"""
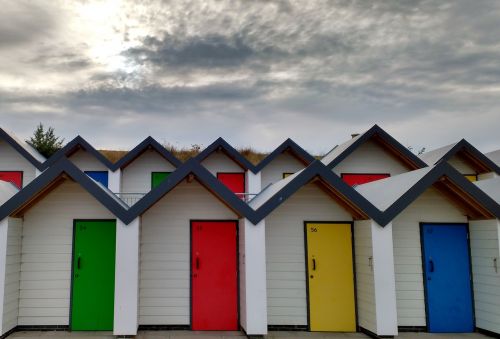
[312, 258, 316, 271]
[429, 259, 434, 273]
[77, 255, 81, 270]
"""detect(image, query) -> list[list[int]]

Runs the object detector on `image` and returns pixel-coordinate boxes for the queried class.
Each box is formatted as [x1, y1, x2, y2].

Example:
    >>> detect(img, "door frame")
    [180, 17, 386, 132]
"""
[419, 222, 476, 332]
[303, 221, 358, 331]
[70, 219, 117, 330]
[189, 219, 240, 330]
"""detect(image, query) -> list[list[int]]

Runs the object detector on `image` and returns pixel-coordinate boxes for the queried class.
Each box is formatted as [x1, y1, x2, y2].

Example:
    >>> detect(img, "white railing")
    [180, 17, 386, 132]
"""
[114, 192, 147, 206]
[236, 193, 258, 202]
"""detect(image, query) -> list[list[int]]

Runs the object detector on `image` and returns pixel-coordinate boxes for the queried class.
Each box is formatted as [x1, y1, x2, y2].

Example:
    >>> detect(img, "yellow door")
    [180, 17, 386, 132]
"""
[306, 223, 356, 332]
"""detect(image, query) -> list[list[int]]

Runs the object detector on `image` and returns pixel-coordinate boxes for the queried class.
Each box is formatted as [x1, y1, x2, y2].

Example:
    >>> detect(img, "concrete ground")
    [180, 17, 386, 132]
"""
[6, 331, 492, 339]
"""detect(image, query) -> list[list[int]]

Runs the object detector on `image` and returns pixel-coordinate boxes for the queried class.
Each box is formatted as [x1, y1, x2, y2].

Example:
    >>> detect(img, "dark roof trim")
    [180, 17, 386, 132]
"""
[43, 136, 115, 170]
[379, 162, 500, 226]
[254, 138, 315, 172]
[323, 124, 428, 170]
[194, 137, 258, 173]
[0, 158, 130, 222]
[111, 136, 182, 170]
[432, 139, 500, 174]
[251, 160, 384, 224]
[127, 158, 255, 223]
[0, 128, 45, 170]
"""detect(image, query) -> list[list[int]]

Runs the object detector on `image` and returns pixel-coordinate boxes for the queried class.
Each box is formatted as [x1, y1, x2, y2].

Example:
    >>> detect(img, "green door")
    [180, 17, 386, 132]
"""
[151, 172, 171, 188]
[71, 220, 116, 330]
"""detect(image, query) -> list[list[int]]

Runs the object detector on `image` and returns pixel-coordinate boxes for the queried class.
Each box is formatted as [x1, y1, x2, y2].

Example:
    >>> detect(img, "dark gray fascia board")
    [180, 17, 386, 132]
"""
[111, 136, 182, 171]
[0, 158, 130, 223]
[194, 137, 258, 173]
[323, 124, 428, 170]
[254, 138, 315, 172]
[434, 139, 500, 174]
[43, 136, 115, 170]
[0, 128, 45, 170]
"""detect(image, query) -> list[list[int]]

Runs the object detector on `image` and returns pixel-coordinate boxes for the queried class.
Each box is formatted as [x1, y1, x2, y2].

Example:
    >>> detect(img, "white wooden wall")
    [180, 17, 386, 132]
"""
[200, 153, 244, 177]
[260, 154, 305, 188]
[469, 219, 500, 334]
[391, 187, 467, 327]
[121, 150, 176, 193]
[139, 180, 237, 325]
[354, 220, 376, 332]
[448, 155, 476, 175]
[19, 181, 114, 326]
[0, 141, 37, 187]
[265, 183, 351, 326]
[2, 218, 22, 333]
[69, 149, 108, 172]
[332, 140, 409, 176]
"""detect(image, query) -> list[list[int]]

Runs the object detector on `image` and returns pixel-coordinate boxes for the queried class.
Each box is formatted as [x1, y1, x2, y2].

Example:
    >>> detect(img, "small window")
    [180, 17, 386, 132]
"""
[0, 171, 23, 189]
[151, 172, 171, 189]
[85, 171, 109, 187]
[341, 173, 390, 187]
[283, 172, 294, 179]
[464, 174, 478, 182]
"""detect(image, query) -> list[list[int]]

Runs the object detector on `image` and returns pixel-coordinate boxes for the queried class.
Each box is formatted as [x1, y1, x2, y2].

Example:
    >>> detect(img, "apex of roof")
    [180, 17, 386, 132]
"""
[254, 138, 315, 172]
[0, 128, 46, 170]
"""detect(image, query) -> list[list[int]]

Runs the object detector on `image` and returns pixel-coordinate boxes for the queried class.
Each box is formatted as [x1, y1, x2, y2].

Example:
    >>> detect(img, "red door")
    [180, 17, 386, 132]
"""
[341, 173, 390, 186]
[191, 221, 238, 330]
[217, 173, 245, 199]
[0, 171, 22, 188]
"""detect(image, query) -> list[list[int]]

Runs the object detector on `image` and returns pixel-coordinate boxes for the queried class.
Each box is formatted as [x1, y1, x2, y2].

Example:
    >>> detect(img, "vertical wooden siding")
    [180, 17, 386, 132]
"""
[0, 141, 36, 187]
[260, 153, 305, 188]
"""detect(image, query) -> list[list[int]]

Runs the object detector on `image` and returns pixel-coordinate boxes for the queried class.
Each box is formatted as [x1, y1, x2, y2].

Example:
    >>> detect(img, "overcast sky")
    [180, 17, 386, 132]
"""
[1, 0, 499, 155]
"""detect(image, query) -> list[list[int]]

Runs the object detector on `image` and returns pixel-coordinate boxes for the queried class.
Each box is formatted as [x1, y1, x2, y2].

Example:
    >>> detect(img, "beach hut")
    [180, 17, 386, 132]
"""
[321, 125, 427, 186]
[0, 128, 45, 188]
[248, 161, 397, 338]
[44, 136, 117, 190]
[420, 139, 500, 181]
[0, 159, 137, 337]
[356, 163, 500, 335]
[194, 138, 258, 199]
[254, 138, 315, 188]
[110, 137, 182, 205]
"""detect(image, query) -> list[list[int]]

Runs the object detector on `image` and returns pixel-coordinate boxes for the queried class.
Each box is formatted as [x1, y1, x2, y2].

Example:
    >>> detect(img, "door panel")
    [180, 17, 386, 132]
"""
[151, 171, 171, 188]
[71, 220, 116, 330]
[421, 223, 474, 333]
[341, 173, 390, 186]
[191, 221, 238, 330]
[306, 223, 356, 331]
[217, 173, 245, 199]
[85, 171, 109, 187]
[0, 171, 22, 188]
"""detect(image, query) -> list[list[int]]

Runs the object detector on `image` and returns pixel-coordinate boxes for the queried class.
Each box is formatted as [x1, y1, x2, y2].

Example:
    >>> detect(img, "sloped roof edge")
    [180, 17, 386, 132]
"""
[0, 128, 45, 170]
[254, 138, 315, 172]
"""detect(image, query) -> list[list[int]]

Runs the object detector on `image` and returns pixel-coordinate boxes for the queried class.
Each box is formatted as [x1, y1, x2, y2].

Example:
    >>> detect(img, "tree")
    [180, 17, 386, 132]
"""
[26, 123, 65, 158]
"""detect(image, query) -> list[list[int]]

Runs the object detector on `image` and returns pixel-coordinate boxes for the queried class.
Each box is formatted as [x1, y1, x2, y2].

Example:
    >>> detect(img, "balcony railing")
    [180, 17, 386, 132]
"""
[114, 192, 147, 206]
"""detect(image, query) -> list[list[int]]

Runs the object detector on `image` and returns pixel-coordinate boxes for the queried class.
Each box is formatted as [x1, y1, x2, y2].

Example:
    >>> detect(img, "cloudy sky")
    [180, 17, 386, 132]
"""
[1, 0, 499, 155]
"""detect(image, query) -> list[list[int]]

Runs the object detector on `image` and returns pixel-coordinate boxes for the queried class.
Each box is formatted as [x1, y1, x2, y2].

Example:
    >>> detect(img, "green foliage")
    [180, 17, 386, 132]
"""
[26, 123, 65, 158]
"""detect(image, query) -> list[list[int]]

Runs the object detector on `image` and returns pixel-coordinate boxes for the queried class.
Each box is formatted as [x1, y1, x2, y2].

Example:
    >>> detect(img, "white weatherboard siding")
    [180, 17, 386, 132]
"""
[354, 220, 376, 332]
[392, 187, 467, 327]
[0, 140, 37, 187]
[201, 152, 243, 177]
[469, 219, 500, 334]
[260, 154, 305, 188]
[2, 218, 22, 333]
[121, 150, 177, 194]
[265, 183, 352, 326]
[139, 181, 237, 325]
[332, 140, 409, 176]
[448, 155, 476, 175]
[19, 181, 114, 326]
[69, 149, 108, 172]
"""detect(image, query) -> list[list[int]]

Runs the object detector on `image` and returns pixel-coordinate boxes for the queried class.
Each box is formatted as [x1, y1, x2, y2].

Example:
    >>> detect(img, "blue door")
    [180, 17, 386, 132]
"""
[421, 223, 474, 333]
[85, 171, 109, 188]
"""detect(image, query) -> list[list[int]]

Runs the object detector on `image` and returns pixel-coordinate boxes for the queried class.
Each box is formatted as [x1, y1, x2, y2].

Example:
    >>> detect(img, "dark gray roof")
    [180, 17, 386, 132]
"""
[254, 138, 315, 172]
[0, 128, 46, 170]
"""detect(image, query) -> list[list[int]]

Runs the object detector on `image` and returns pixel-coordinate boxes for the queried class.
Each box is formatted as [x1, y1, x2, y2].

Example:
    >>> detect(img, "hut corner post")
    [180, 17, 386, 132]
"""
[0, 218, 7, 336]
[113, 217, 140, 336]
[372, 221, 398, 337]
[238, 218, 267, 336]
[108, 169, 121, 193]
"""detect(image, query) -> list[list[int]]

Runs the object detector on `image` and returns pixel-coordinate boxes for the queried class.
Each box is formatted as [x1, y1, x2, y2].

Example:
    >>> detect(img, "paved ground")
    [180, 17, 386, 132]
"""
[6, 331, 492, 338]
